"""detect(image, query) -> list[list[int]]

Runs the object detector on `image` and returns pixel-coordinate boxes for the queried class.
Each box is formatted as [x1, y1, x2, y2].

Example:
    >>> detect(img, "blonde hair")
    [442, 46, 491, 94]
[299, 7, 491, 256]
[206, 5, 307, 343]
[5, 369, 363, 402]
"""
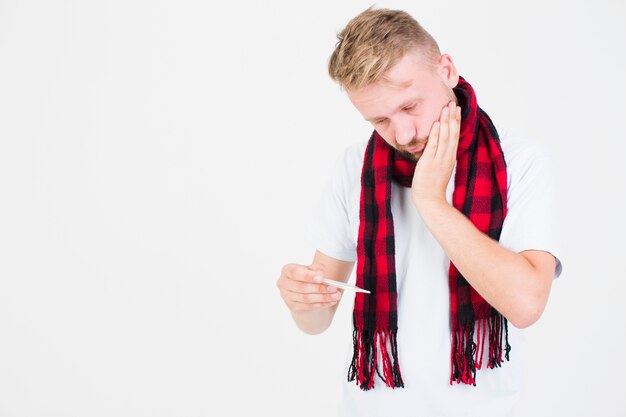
[328, 7, 441, 90]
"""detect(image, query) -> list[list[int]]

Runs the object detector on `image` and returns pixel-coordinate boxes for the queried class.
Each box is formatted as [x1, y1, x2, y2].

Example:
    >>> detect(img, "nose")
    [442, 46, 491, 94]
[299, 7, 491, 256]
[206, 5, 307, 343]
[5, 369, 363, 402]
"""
[393, 115, 417, 146]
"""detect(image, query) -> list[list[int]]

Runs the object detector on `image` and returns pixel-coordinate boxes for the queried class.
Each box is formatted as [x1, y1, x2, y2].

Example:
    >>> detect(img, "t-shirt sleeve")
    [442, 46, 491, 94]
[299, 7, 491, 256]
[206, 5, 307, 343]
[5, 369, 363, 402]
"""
[499, 141, 564, 278]
[304, 148, 358, 262]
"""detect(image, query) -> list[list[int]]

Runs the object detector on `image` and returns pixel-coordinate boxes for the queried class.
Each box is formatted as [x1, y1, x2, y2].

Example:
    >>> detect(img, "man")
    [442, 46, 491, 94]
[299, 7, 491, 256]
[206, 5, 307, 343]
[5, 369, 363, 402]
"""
[276, 7, 562, 417]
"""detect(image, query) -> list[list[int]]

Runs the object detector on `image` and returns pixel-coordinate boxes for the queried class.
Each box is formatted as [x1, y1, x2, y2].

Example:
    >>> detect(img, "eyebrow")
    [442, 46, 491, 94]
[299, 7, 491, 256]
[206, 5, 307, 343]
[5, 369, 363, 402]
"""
[364, 97, 422, 122]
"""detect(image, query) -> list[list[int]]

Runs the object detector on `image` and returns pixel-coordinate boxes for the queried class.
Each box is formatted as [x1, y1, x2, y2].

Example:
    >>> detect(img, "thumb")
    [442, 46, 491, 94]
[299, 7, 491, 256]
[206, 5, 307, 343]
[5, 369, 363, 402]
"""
[307, 265, 325, 283]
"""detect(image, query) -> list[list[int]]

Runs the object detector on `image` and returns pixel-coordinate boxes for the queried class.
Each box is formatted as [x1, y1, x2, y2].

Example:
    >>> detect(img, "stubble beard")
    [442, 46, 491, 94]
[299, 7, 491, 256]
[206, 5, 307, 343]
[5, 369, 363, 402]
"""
[396, 144, 426, 162]
[396, 88, 458, 163]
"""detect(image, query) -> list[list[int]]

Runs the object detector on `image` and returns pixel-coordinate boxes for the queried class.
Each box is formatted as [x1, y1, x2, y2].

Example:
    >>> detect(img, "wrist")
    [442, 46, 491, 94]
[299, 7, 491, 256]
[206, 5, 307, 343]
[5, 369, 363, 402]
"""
[412, 195, 449, 213]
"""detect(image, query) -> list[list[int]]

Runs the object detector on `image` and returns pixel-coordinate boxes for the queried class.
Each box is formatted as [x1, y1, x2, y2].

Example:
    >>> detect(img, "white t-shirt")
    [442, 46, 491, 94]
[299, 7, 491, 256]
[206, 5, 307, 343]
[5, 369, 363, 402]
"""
[306, 129, 563, 417]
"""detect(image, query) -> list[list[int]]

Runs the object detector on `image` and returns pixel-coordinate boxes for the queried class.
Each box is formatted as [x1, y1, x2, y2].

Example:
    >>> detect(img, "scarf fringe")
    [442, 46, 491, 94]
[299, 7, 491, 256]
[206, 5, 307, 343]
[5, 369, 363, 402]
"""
[348, 328, 404, 390]
[450, 313, 511, 385]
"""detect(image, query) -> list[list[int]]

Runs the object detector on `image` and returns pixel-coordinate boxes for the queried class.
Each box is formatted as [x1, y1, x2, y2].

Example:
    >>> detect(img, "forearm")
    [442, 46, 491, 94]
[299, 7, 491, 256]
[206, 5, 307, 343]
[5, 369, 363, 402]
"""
[416, 200, 550, 328]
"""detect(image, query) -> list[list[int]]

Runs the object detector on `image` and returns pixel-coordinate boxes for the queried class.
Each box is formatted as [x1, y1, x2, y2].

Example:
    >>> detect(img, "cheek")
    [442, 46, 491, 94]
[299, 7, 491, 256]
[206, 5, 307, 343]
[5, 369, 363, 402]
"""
[374, 124, 395, 144]
[375, 132, 395, 149]
[420, 105, 446, 137]
[380, 131, 395, 147]
[417, 114, 436, 138]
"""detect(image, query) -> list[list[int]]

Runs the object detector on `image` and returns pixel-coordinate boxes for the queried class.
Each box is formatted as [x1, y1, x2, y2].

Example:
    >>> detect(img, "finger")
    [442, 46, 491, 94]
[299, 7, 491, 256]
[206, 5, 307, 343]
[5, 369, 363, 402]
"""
[282, 289, 342, 304]
[286, 280, 338, 294]
[422, 121, 440, 158]
[282, 264, 324, 284]
[435, 104, 451, 159]
[447, 104, 461, 148]
[451, 105, 461, 151]
[288, 300, 339, 311]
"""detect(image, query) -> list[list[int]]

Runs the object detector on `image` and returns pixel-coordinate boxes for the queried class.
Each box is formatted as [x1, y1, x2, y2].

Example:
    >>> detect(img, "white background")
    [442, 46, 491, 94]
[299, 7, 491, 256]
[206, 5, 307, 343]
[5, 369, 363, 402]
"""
[0, 0, 625, 416]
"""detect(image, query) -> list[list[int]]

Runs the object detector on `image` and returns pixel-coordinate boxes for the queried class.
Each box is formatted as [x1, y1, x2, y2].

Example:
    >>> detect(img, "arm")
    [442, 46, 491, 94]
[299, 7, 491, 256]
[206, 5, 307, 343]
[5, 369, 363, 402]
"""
[417, 200, 555, 328]
[277, 250, 355, 335]
[412, 101, 556, 328]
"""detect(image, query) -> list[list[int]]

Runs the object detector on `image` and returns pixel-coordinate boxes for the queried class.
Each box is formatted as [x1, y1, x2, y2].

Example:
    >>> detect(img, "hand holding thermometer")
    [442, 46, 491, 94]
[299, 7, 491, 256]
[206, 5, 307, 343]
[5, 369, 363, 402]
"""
[323, 278, 371, 294]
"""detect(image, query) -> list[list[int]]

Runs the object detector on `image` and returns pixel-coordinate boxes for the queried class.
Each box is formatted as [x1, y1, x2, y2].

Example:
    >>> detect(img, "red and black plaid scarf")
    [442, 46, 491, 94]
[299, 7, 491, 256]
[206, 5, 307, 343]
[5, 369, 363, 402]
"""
[348, 76, 510, 390]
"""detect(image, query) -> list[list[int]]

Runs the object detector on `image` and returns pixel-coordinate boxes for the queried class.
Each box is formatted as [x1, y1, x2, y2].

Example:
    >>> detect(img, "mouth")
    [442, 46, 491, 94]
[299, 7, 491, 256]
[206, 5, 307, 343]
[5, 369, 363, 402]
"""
[404, 142, 427, 153]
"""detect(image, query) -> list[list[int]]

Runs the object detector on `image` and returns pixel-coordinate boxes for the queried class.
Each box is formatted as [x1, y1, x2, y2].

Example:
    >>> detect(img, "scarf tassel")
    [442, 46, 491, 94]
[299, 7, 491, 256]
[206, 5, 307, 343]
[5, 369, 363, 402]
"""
[450, 313, 512, 385]
[348, 328, 404, 390]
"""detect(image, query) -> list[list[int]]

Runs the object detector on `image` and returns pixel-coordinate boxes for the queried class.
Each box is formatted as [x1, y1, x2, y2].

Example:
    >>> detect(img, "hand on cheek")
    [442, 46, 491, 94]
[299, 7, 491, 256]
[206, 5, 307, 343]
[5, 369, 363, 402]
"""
[411, 101, 462, 209]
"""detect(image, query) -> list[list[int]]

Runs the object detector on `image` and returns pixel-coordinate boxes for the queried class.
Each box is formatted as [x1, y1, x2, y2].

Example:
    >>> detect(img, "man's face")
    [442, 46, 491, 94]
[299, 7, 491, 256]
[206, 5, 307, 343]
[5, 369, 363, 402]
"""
[347, 50, 459, 162]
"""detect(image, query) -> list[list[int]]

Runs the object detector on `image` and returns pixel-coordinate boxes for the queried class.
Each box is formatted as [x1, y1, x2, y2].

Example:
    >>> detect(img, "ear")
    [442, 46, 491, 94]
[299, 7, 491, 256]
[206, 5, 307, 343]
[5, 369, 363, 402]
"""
[438, 54, 460, 88]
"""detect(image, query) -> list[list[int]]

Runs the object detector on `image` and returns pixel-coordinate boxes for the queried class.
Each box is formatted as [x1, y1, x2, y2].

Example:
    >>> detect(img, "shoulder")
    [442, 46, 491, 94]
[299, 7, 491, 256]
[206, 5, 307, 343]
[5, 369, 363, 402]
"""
[337, 140, 368, 170]
[330, 139, 368, 185]
[498, 127, 556, 183]
[319, 140, 368, 213]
